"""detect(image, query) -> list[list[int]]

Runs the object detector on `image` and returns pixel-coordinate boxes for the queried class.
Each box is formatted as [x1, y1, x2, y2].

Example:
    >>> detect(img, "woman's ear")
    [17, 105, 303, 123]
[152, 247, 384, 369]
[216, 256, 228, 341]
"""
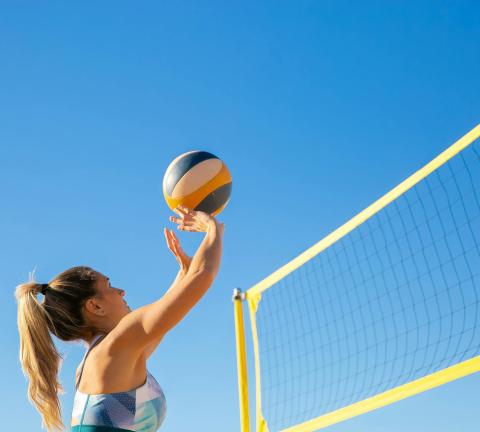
[84, 297, 104, 316]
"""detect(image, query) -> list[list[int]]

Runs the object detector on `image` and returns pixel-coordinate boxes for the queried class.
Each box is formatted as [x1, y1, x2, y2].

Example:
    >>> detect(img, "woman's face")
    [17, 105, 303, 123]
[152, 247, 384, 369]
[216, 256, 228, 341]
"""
[85, 273, 131, 329]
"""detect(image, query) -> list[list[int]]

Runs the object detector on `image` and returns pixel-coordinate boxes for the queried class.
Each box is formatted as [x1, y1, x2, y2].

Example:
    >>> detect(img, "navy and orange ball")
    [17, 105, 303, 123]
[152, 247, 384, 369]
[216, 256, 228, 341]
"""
[163, 151, 232, 216]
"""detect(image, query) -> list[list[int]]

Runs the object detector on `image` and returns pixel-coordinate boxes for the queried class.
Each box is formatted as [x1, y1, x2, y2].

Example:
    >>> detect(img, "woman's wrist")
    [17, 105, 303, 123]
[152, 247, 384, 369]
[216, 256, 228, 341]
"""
[206, 219, 219, 233]
[179, 256, 192, 274]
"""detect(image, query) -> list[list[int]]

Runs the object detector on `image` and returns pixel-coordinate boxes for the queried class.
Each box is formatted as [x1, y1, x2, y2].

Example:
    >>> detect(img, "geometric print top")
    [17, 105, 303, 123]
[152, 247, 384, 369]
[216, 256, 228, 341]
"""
[70, 333, 167, 432]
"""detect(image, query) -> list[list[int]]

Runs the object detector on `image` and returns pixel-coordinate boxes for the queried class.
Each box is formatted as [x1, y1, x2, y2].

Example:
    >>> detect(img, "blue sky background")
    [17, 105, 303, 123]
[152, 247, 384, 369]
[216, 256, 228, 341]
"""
[1, 1, 479, 431]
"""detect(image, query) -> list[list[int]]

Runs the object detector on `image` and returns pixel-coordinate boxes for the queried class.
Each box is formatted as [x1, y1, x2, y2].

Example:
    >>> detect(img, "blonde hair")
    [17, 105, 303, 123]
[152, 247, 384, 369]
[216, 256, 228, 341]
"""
[15, 266, 99, 431]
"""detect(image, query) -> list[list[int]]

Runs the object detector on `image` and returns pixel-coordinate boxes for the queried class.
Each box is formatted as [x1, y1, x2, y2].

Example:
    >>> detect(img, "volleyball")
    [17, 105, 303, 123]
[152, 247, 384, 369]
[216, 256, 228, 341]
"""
[163, 150, 232, 216]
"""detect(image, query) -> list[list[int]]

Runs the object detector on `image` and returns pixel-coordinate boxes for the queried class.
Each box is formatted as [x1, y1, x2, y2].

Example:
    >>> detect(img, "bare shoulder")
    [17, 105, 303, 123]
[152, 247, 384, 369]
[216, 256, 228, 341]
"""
[99, 329, 147, 363]
[103, 304, 167, 360]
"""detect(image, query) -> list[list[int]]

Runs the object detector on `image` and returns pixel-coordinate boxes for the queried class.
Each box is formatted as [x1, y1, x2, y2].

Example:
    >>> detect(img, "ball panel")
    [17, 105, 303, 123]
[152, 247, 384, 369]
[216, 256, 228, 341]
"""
[171, 158, 223, 198]
[162, 150, 197, 193]
[163, 151, 219, 196]
[211, 199, 230, 217]
[194, 182, 232, 215]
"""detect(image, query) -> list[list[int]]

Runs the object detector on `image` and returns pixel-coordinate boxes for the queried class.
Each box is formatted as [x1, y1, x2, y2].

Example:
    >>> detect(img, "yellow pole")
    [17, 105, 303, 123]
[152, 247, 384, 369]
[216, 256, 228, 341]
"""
[233, 288, 250, 432]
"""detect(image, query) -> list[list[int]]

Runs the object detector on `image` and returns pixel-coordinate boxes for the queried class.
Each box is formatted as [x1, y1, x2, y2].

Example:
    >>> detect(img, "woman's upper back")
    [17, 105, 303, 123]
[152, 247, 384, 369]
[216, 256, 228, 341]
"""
[71, 333, 167, 432]
[76, 333, 147, 394]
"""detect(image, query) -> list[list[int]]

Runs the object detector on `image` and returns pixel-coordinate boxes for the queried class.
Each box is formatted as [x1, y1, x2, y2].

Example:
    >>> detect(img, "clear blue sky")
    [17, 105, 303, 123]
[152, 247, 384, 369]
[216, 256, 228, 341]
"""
[1, 1, 479, 431]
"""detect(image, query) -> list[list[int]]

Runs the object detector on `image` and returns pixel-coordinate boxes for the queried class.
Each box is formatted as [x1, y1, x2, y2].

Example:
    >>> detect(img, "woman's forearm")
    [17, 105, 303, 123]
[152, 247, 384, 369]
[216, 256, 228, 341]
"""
[166, 268, 188, 294]
[187, 220, 223, 277]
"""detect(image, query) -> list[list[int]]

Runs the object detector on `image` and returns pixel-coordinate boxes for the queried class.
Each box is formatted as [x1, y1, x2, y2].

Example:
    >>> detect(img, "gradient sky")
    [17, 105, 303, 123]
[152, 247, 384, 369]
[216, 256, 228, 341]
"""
[1, 1, 479, 431]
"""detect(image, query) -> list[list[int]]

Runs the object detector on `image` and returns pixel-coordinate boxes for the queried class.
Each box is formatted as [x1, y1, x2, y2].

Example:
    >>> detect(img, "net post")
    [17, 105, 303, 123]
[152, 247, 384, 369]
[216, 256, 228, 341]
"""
[233, 288, 250, 432]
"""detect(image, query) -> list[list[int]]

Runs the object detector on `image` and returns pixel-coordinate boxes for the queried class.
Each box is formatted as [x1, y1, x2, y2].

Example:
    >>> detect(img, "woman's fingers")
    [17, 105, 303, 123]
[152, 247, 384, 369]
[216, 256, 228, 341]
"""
[171, 230, 184, 248]
[170, 207, 188, 224]
[169, 216, 183, 224]
[178, 204, 193, 213]
[174, 205, 198, 223]
[170, 205, 210, 233]
[173, 205, 192, 216]
[172, 206, 186, 215]
[164, 228, 171, 244]
[165, 228, 183, 257]
[164, 229, 175, 253]
[171, 217, 197, 228]
[177, 224, 194, 231]
[171, 239, 179, 256]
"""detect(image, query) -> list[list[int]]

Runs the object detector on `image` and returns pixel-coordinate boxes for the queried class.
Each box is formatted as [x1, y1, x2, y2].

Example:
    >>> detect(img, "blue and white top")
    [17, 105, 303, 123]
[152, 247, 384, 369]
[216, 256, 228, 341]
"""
[70, 333, 167, 432]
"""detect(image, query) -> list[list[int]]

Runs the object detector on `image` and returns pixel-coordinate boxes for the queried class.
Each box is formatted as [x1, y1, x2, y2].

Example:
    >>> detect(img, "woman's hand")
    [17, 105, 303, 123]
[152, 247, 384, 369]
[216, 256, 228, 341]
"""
[169, 205, 224, 234]
[164, 227, 192, 273]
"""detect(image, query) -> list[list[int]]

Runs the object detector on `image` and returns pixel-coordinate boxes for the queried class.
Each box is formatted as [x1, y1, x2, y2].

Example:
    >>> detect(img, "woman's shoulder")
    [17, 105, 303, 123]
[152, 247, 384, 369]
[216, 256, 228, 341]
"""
[96, 331, 145, 361]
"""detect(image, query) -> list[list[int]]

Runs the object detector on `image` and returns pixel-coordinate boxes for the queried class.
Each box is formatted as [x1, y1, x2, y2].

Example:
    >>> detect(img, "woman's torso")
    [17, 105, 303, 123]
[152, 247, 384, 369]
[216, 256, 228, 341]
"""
[71, 333, 167, 432]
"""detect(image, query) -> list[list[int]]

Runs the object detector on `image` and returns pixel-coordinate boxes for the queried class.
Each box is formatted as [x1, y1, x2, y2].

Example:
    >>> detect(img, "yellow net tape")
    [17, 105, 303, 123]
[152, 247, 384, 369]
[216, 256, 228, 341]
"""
[240, 125, 480, 431]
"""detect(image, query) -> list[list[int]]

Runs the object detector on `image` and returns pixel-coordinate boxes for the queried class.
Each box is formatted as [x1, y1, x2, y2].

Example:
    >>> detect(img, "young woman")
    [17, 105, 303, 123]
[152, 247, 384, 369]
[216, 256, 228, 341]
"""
[15, 205, 224, 432]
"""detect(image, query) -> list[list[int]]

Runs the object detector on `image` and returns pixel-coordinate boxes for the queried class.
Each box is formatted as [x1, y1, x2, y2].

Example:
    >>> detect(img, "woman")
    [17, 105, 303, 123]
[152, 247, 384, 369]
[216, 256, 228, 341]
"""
[15, 205, 224, 432]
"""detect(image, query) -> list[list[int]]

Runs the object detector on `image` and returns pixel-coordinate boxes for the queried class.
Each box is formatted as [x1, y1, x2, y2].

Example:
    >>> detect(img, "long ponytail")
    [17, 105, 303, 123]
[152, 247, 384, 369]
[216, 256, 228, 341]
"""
[16, 275, 64, 431]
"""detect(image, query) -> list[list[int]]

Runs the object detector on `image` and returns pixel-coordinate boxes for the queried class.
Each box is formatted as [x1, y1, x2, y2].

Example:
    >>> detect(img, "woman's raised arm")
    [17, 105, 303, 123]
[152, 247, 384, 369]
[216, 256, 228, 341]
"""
[108, 208, 224, 356]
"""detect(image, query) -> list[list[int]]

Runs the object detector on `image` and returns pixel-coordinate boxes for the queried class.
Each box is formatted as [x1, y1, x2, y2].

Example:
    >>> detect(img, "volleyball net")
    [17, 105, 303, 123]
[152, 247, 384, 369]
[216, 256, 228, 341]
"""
[233, 124, 480, 432]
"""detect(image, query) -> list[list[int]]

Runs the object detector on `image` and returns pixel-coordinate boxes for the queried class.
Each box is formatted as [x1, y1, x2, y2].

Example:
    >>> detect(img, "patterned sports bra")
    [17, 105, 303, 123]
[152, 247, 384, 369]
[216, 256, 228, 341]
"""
[70, 333, 167, 432]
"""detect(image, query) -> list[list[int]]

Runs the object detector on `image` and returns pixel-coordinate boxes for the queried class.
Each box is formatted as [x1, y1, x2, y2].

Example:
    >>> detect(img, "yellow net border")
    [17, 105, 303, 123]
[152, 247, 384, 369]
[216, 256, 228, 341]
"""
[234, 124, 480, 432]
